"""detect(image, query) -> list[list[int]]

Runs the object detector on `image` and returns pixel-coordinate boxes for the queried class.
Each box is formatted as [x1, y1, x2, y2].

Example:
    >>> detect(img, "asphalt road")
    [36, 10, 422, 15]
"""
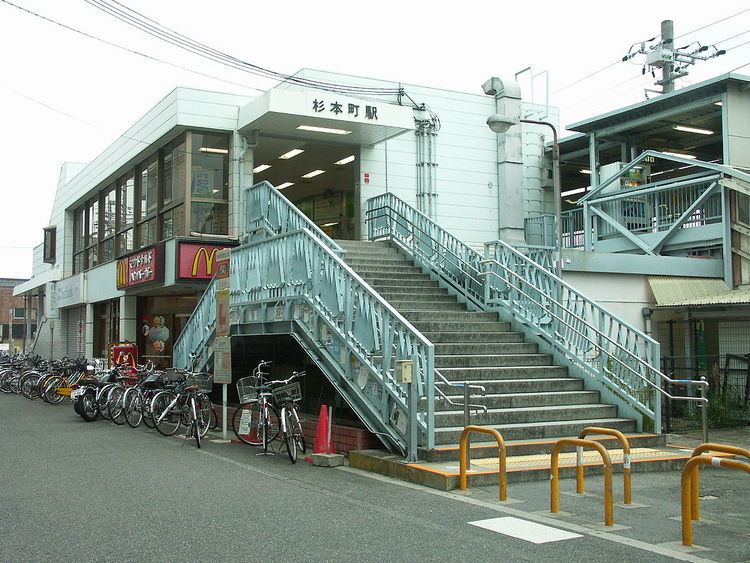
[0, 393, 745, 562]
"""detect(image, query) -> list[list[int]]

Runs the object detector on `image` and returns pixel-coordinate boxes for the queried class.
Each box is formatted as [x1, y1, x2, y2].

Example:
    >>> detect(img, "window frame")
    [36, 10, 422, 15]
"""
[43, 226, 56, 264]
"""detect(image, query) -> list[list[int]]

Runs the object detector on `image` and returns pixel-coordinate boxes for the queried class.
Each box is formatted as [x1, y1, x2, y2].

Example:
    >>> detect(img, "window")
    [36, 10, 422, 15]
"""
[116, 173, 134, 257]
[159, 135, 186, 240]
[13, 308, 24, 319]
[43, 227, 56, 263]
[190, 132, 229, 235]
[101, 185, 116, 263]
[136, 155, 159, 249]
[73, 207, 86, 274]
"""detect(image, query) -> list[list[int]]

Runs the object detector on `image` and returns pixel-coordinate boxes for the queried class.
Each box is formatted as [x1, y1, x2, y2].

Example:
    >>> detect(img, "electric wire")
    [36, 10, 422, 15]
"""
[672, 8, 750, 41]
[0, 0, 266, 94]
[83, 0, 403, 96]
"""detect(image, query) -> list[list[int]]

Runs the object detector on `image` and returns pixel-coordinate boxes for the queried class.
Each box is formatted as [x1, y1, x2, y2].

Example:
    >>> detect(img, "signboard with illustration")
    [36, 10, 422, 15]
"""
[142, 315, 170, 354]
[176, 241, 238, 282]
[110, 341, 138, 368]
[116, 245, 164, 290]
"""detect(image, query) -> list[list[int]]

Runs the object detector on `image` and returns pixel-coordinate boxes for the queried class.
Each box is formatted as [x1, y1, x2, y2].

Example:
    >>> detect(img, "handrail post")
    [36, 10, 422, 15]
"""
[699, 377, 709, 445]
[463, 382, 471, 469]
[459, 425, 507, 501]
[551, 438, 614, 526]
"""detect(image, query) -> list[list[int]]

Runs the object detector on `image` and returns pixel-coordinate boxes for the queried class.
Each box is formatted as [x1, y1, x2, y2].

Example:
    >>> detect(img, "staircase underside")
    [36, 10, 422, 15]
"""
[337, 239, 679, 485]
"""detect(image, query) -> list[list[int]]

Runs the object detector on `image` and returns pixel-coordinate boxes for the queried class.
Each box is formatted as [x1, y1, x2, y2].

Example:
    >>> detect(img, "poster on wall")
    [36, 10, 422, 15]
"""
[142, 315, 171, 355]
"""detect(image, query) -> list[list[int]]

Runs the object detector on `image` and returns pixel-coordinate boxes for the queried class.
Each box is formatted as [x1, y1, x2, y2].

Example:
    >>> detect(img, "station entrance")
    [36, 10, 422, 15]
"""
[251, 136, 360, 239]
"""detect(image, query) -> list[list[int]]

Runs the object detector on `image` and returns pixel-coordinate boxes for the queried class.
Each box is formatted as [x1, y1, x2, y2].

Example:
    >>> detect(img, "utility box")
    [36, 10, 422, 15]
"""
[396, 360, 413, 384]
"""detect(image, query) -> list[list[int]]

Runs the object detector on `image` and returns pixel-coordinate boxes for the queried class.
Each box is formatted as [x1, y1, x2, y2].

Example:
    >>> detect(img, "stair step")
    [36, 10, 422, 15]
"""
[434, 403, 618, 427]
[390, 301, 465, 311]
[413, 321, 511, 332]
[421, 433, 667, 462]
[434, 390, 600, 411]
[435, 354, 553, 368]
[366, 278, 440, 288]
[433, 417, 637, 444]
[434, 342, 537, 355]
[345, 257, 413, 266]
[401, 311, 499, 322]
[354, 265, 423, 274]
[377, 290, 452, 299]
[436, 377, 581, 394]
[438, 366, 568, 380]
[424, 331, 524, 343]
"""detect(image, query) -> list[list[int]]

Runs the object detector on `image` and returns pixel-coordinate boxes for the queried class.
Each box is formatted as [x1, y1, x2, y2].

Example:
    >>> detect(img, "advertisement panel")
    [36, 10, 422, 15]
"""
[116, 245, 163, 290]
[176, 241, 237, 282]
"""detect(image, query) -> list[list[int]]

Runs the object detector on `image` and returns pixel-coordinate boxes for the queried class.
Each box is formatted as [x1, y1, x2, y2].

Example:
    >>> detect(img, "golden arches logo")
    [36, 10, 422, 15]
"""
[191, 247, 218, 277]
[116, 260, 128, 288]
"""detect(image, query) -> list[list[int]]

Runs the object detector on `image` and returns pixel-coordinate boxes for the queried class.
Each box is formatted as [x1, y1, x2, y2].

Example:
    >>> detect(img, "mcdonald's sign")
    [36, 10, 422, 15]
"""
[116, 245, 162, 290]
[176, 241, 237, 281]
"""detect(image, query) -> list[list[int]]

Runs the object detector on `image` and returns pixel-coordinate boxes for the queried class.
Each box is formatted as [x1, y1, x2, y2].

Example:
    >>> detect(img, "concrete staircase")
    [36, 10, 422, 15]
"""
[338, 239, 673, 487]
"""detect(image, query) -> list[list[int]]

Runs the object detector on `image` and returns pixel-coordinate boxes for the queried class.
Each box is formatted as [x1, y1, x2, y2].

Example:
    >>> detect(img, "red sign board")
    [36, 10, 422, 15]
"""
[116, 245, 161, 289]
[177, 242, 236, 281]
[110, 342, 139, 368]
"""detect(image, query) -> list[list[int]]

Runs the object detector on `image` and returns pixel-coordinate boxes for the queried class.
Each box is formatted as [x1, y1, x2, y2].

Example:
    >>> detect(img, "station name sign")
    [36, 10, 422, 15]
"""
[310, 97, 379, 120]
[116, 244, 164, 290]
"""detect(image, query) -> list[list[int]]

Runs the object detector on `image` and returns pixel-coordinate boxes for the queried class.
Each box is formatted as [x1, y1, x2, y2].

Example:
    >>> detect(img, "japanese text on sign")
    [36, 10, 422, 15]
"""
[312, 98, 378, 120]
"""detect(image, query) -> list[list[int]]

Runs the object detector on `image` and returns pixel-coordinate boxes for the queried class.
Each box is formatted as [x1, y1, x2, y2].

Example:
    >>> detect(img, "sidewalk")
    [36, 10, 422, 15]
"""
[667, 425, 750, 451]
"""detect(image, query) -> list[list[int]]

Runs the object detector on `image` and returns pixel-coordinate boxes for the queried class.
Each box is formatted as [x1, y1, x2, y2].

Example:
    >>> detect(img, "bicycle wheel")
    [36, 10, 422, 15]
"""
[107, 386, 127, 425]
[151, 391, 181, 436]
[80, 388, 99, 422]
[20, 373, 41, 400]
[282, 408, 297, 463]
[141, 390, 157, 428]
[290, 406, 307, 454]
[232, 402, 262, 446]
[43, 377, 66, 404]
[262, 402, 281, 454]
[97, 384, 115, 420]
[196, 393, 213, 438]
[123, 388, 144, 428]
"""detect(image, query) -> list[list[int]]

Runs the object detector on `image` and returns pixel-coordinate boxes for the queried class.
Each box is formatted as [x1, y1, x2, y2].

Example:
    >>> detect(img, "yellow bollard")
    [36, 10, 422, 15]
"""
[551, 438, 614, 526]
[578, 427, 632, 504]
[688, 443, 750, 521]
[459, 425, 507, 501]
[681, 456, 750, 546]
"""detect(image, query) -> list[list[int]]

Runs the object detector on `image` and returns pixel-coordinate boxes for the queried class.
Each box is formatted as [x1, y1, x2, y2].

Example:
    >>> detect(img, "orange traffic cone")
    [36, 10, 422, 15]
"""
[327, 405, 336, 454]
[313, 404, 330, 454]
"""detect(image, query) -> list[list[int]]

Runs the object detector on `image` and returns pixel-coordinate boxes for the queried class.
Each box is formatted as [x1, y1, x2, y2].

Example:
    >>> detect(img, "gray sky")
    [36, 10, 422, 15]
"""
[1, 0, 749, 279]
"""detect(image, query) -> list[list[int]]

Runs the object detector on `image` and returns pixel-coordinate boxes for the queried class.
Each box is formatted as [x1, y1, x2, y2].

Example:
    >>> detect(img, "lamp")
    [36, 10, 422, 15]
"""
[486, 114, 520, 134]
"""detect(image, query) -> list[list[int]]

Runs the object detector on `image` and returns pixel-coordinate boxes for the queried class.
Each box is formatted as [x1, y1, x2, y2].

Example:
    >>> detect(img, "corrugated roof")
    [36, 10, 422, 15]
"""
[648, 276, 750, 307]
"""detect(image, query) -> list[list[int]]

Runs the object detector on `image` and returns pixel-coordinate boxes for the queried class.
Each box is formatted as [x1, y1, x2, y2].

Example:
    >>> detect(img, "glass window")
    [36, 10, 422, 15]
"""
[162, 138, 186, 208]
[137, 218, 158, 249]
[87, 199, 98, 247]
[161, 204, 184, 240]
[116, 229, 133, 257]
[191, 202, 228, 235]
[103, 186, 116, 238]
[101, 237, 114, 264]
[87, 246, 98, 269]
[43, 227, 56, 263]
[73, 252, 84, 274]
[191, 132, 228, 200]
[74, 207, 86, 253]
[146, 158, 158, 214]
[118, 174, 134, 229]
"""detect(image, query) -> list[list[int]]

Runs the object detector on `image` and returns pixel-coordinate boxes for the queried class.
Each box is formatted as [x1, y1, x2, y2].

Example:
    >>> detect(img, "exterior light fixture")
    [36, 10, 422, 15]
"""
[277, 182, 295, 189]
[561, 187, 587, 197]
[302, 170, 325, 179]
[199, 147, 229, 154]
[580, 169, 592, 175]
[486, 114, 520, 134]
[253, 164, 271, 173]
[297, 125, 352, 135]
[673, 125, 713, 135]
[334, 155, 355, 165]
[278, 149, 305, 160]
[322, 222, 339, 227]
[714, 101, 723, 106]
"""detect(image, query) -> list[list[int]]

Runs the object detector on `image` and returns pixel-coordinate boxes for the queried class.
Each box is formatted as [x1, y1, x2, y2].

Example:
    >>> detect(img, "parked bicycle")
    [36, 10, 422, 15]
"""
[273, 371, 307, 463]
[150, 370, 214, 448]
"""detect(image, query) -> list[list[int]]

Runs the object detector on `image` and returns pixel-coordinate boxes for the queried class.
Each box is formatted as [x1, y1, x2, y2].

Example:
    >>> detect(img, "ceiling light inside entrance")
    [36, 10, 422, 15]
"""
[663, 151, 697, 160]
[297, 125, 352, 135]
[335, 155, 355, 165]
[673, 125, 713, 135]
[302, 169, 325, 179]
[253, 164, 271, 173]
[278, 148, 305, 160]
[277, 182, 294, 190]
[199, 147, 229, 154]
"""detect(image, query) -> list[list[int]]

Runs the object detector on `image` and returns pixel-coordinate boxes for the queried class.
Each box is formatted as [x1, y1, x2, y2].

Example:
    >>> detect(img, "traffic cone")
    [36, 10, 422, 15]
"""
[313, 404, 330, 454]
[327, 405, 336, 454]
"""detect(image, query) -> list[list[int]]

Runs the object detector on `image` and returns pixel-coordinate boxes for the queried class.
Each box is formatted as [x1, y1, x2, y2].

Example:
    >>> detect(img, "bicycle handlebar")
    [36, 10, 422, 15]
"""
[262, 371, 305, 387]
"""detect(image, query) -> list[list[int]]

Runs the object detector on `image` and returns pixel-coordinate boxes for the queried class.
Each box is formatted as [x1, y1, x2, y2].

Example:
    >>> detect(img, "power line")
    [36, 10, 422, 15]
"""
[715, 29, 750, 46]
[0, 0, 266, 94]
[673, 8, 750, 40]
[83, 0, 403, 96]
[552, 60, 621, 94]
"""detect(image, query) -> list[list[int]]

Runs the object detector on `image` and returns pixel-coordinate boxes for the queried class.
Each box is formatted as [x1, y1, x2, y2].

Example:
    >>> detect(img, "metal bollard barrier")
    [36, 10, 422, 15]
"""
[681, 455, 750, 546]
[551, 438, 614, 526]
[687, 443, 750, 521]
[459, 425, 507, 501]
[578, 427, 632, 505]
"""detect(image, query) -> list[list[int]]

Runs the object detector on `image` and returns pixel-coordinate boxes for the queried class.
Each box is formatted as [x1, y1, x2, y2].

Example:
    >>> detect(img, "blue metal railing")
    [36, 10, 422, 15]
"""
[230, 228, 435, 458]
[173, 278, 216, 370]
[368, 192, 711, 433]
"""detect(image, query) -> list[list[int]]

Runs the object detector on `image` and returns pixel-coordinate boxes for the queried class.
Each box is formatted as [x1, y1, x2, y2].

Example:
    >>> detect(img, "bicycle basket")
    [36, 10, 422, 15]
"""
[272, 382, 302, 403]
[163, 368, 186, 383]
[184, 373, 213, 393]
[236, 376, 259, 403]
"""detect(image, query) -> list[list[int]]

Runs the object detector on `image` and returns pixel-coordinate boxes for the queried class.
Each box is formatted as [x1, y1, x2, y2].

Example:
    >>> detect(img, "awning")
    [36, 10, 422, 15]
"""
[648, 276, 750, 307]
[12, 269, 61, 296]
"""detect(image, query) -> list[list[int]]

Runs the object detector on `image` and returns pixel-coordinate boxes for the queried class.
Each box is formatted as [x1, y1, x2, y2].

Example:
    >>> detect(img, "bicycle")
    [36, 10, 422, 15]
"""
[272, 372, 307, 463]
[232, 360, 280, 454]
[150, 371, 213, 448]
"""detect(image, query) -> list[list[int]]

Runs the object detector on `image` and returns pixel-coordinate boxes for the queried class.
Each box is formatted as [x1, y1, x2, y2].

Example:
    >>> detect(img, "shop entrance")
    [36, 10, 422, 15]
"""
[251, 137, 359, 240]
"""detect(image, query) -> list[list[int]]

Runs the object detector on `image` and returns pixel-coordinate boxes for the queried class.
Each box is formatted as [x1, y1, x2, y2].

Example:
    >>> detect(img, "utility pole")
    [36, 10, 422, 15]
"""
[623, 19, 726, 95]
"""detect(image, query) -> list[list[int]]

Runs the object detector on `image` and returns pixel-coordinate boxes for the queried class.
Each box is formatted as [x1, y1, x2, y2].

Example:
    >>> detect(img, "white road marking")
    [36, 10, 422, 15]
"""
[469, 516, 582, 544]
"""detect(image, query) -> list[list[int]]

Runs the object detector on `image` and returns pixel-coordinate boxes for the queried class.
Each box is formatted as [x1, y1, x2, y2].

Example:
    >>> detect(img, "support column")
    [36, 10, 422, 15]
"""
[230, 132, 255, 240]
[119, 295, 138, 345]
[85, 303, 95, 360]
